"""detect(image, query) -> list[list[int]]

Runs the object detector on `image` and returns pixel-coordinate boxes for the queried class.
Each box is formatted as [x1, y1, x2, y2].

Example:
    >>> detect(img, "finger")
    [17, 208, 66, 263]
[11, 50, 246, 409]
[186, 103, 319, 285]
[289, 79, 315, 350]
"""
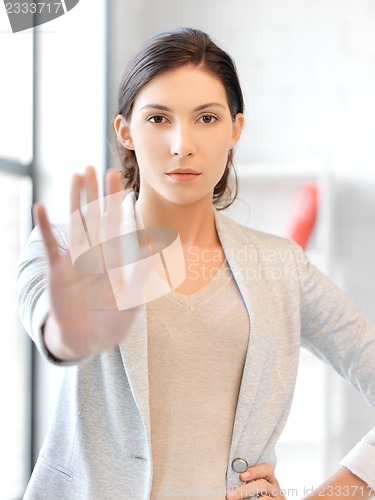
[97, 170, 124, 278]
[68, 174, 91, 264]
[104, 169, 124, 242]
[84, 166, 99, 205]
[239, 463, 275, 483]
[69, 173, 82, 216]
[227, 479, 274, 499]
[105, 168, 123, 197]
[227, 482, 261, 499]
[83, 166, 100, 245]
[32, 203, 61, 265]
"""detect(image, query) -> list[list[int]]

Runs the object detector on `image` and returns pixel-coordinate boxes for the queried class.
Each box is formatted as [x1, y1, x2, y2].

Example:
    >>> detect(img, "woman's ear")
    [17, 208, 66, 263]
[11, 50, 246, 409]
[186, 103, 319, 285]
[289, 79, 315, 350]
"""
[113, 115, 135, 150]
[229, 113, 245, 149]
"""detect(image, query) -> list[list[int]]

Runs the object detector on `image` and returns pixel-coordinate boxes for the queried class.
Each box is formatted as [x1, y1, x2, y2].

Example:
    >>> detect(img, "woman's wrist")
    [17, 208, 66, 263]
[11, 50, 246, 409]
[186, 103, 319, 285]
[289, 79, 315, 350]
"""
[42, 314, 81, 362]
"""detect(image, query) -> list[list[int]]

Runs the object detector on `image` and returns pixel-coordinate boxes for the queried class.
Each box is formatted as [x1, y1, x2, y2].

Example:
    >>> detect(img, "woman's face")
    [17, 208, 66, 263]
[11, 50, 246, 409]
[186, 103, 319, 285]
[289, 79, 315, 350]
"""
[115, 65, 244, 206]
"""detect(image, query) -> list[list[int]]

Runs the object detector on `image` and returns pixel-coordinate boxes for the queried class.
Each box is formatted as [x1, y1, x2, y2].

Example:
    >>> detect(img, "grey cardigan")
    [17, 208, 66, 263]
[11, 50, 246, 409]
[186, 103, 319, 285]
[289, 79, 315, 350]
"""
[16, 192, 375, 499]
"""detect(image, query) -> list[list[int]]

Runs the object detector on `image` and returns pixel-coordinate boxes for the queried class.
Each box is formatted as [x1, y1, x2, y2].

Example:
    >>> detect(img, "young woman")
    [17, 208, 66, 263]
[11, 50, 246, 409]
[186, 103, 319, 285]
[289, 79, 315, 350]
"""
[17, 27, 375, 499]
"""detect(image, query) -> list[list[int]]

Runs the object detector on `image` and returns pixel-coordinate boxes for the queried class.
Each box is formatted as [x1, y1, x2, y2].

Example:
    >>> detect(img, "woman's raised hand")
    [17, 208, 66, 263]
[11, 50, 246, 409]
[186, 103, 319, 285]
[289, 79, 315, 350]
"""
[34, 166, 148, 361]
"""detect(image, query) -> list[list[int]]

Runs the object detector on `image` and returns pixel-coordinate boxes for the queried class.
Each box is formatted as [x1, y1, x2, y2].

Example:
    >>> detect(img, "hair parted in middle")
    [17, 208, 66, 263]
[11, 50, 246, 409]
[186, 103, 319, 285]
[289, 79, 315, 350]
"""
[113, 26, 245, 210]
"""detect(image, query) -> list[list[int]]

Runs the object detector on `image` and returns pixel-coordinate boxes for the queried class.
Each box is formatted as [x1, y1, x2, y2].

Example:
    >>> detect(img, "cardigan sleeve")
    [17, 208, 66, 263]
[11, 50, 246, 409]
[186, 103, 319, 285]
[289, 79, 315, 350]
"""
[16, 223, 86, 367]
[289, 239, 375, 490]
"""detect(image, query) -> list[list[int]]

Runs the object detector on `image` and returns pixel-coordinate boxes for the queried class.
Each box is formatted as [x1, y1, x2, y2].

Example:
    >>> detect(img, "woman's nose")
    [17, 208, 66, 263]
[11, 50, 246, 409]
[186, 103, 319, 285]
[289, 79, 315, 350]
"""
[169, 125, 195, 157]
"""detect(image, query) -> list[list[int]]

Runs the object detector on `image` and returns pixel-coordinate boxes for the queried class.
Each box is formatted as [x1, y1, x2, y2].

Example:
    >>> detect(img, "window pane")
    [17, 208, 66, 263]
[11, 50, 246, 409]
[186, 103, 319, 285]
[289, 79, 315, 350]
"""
[0, 171, 33, 498]
[0, 15, 33, 165]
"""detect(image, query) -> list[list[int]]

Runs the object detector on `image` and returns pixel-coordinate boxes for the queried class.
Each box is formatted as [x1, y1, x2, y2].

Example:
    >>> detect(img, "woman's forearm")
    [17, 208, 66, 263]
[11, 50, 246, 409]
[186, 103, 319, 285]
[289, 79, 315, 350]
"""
[302, 466, 375, 499]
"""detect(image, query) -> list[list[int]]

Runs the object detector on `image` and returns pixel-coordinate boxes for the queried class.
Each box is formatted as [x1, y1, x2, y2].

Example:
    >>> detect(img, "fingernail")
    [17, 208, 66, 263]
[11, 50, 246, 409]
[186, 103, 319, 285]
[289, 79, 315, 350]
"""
[241, 471, 251, 480]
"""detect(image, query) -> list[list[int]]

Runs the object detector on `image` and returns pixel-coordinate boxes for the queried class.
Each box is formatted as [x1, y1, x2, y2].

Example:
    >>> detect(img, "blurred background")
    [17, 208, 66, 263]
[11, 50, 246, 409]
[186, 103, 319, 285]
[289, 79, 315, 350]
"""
[1, 0, 375, 498]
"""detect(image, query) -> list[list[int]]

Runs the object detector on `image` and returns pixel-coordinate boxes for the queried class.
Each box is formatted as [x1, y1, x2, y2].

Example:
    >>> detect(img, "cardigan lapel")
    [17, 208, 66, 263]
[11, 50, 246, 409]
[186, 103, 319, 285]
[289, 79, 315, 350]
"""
[117, 192, 152, 449]
[213, 210, 270, 464]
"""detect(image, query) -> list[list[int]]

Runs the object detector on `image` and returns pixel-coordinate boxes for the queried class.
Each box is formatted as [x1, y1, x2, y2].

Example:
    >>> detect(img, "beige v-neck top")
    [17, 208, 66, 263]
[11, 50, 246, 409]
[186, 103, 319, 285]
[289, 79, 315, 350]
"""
[147, 259, 250, 499]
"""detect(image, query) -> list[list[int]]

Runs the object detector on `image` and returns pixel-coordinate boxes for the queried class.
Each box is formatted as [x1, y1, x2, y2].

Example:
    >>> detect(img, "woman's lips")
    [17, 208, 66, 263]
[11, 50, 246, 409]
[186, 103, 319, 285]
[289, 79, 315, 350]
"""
[166, 172, 201, 182]
[166, 167, 201, 182]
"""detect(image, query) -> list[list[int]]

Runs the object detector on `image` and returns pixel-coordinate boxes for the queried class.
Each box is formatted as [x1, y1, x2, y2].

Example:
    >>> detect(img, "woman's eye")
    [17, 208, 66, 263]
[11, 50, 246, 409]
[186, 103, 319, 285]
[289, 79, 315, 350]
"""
[199, 114, 218, 124]
[148, 115, 167, 124]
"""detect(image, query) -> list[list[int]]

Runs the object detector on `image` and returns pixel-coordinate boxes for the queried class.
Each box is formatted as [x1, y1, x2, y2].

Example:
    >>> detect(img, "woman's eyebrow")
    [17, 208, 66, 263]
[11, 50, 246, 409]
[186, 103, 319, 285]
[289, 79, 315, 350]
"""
[139, 102, 227, 112]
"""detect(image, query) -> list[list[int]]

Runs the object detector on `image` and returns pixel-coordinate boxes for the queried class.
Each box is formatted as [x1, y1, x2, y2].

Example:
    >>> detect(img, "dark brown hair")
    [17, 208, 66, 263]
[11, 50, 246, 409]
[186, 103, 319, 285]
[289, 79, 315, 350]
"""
[112, 27, 244, 210]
